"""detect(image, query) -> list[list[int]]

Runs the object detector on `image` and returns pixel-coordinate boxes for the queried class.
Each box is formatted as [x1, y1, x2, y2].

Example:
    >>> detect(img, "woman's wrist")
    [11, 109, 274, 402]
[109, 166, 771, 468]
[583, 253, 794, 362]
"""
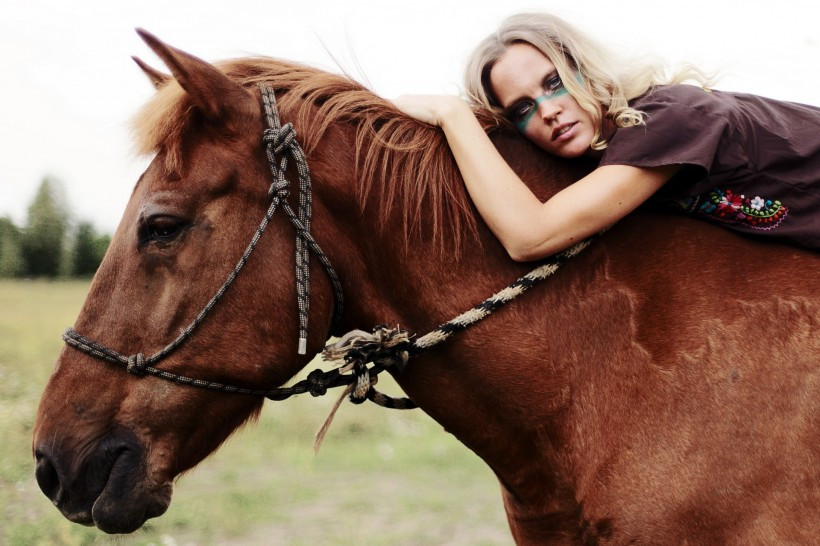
[435, 96, 473, 130]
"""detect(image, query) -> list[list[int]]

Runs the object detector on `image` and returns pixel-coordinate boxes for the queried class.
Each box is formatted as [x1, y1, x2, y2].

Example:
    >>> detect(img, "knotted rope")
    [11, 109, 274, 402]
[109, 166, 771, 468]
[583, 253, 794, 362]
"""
[260, 83, 344, 354]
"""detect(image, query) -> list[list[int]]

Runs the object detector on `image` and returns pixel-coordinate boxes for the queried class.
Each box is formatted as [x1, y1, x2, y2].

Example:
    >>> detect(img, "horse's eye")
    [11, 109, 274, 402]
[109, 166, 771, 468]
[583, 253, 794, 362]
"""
[139, 216, 185, 246]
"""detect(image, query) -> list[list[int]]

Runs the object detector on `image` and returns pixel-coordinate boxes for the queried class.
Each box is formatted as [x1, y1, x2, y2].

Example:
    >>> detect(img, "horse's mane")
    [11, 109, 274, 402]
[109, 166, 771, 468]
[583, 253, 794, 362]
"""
[133, 57, 505, 252]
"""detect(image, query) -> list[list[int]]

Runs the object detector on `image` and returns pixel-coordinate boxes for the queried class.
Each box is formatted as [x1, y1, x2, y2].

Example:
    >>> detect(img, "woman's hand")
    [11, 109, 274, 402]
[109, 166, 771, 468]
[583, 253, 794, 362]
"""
[391, 95, 470, 127]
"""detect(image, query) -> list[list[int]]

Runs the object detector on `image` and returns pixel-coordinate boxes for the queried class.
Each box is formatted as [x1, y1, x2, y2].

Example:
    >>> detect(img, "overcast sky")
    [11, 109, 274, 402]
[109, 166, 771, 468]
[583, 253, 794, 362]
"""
[2, 0, 818, 233]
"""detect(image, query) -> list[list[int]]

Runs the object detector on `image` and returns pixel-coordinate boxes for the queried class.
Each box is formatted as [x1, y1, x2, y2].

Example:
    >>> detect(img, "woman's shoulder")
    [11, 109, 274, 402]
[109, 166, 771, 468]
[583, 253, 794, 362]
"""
[630, 84, 729, 114]
[634, 84, 711, 102]
[599, 86, 736, 173]
[633, 85, 820, 120]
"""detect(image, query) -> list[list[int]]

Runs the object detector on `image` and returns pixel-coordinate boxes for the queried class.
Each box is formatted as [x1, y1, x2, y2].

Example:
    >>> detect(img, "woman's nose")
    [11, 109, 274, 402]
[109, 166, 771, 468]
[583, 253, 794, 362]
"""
[537, 97, 561, 122]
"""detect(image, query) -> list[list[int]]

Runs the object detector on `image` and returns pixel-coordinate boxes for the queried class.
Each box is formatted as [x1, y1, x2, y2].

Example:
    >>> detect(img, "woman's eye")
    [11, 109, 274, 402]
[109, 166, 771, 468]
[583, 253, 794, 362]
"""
[510, 101, 534, 121]
[139, 216, 185, 246]
[545, 75, 564, 94]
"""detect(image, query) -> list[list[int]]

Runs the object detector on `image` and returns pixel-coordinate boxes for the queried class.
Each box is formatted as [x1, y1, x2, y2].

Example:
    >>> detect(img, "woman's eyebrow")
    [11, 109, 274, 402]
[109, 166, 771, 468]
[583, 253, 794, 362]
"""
[501, 94, 523, 111]
[501, 70, 559, 109]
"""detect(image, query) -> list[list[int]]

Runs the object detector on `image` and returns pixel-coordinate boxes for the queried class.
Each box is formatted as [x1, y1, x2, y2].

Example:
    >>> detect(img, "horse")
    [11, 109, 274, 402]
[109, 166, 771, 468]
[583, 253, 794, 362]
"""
[33, 30, 820, 544]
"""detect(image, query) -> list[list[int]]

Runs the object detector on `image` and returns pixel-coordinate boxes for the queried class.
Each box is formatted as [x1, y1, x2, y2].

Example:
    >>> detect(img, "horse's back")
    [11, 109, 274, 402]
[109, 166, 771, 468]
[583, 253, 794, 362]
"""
[572, 213, 820, 543]
[605, 210, 818, 354]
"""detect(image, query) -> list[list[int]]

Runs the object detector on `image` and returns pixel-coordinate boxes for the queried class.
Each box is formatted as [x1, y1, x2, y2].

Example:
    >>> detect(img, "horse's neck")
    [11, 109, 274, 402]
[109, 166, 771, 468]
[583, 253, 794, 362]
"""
[324, 140, 591, 518]
[362, 238, 586, 523]
[333, 127, 592, 337]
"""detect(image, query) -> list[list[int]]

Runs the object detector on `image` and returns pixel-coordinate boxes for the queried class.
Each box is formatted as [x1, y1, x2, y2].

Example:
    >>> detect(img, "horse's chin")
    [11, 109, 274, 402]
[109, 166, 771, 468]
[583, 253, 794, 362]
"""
[91, 486, 173, 534]
[90, 455, 173, 534]
[92, 487, 172, 534]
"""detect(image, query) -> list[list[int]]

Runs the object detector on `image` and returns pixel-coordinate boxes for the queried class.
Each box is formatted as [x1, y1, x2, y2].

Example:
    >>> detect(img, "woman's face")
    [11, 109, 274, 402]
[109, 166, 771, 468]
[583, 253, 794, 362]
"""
[490, 43, 596, 158]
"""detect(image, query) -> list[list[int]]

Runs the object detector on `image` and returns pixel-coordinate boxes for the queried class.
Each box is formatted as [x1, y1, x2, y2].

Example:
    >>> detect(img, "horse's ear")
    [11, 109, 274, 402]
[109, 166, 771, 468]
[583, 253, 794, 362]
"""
[131, 56, 170, 89]
[135, 28, 254, 121]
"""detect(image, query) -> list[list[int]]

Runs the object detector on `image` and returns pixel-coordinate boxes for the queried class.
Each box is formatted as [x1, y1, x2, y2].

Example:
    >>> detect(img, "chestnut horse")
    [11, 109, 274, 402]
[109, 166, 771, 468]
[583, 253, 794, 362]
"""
[33, 31, 819, 544]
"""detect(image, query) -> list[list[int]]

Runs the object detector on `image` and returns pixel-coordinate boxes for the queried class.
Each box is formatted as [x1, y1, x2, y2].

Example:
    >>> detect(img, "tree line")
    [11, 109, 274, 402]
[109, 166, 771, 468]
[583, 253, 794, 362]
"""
[0, 177, 111, 278]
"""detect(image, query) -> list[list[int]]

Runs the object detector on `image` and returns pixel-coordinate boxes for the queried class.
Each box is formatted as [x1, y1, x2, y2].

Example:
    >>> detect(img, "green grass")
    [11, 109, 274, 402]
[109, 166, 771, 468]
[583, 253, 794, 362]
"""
[0, 280, 511, 545]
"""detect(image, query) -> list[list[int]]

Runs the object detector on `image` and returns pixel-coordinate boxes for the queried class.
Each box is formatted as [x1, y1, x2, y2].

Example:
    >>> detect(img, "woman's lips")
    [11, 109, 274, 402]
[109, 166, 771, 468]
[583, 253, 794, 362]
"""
[552, 122, 578, 141]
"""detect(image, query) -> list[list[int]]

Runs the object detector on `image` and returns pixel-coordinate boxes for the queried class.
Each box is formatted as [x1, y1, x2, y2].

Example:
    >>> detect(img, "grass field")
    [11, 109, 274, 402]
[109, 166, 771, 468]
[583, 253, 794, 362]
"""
[0, 280, 512, 545]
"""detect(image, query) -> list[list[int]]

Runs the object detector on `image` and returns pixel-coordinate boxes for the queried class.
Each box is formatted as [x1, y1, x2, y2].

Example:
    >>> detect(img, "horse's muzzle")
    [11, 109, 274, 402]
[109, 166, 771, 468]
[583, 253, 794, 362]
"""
[33, 427, 171, 533]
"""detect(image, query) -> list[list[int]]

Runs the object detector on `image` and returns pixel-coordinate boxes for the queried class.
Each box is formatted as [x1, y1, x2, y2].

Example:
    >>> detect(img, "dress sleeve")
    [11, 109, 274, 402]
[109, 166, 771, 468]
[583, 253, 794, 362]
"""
[598, 86, 736, 178]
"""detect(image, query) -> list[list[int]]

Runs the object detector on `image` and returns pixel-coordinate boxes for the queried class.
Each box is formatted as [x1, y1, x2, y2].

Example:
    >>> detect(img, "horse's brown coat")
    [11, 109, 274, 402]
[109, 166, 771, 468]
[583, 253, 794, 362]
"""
[33, 31, 820, 543]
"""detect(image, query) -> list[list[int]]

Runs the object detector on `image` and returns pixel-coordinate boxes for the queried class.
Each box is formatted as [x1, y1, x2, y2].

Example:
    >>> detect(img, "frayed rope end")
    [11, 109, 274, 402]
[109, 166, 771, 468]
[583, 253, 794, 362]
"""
[313, 383, 354, 454]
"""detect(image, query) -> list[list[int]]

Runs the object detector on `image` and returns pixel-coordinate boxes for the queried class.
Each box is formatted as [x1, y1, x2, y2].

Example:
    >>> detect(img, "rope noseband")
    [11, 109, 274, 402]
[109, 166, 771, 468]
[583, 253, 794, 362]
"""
[62, 82, 595, 416]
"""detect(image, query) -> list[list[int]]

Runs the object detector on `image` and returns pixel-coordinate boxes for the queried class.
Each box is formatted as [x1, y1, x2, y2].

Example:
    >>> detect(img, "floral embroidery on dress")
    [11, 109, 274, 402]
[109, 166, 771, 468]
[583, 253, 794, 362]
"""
[676, 188, 788, 231]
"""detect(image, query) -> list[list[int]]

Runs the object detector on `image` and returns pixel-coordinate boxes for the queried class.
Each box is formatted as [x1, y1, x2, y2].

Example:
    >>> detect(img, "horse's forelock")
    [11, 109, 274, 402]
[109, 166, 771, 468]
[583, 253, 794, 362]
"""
[131, 56, 480, 253]
[131, 79, 191, 173]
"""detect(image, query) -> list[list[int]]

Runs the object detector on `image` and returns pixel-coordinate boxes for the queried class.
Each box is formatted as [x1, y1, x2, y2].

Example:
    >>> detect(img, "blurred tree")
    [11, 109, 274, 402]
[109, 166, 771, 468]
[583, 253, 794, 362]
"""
[0, 217, 25, 277]
[72, 222, 110, 276]
[21, 177, 69, 277]
[93, 233, 112, 267]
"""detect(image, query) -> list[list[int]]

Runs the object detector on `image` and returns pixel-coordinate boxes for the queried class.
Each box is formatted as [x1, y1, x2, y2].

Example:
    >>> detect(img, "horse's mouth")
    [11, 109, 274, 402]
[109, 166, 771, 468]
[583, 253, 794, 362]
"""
[90, 448, 173, 534]
[35, 430, 173, 534]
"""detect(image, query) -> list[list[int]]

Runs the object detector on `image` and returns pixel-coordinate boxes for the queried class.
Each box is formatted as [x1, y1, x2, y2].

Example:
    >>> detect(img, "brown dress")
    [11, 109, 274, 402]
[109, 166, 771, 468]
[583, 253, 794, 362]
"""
[597, 84, 820, 250]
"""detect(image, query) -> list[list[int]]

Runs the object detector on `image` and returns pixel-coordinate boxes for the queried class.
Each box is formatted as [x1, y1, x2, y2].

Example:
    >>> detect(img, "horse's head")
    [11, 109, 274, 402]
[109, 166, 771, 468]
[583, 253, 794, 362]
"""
[31, 31, 352, 533]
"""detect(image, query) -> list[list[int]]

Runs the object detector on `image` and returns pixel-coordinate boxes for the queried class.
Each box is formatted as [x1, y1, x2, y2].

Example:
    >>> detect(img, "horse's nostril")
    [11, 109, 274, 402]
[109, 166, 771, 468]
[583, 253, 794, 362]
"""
[35, 449, 62, 502]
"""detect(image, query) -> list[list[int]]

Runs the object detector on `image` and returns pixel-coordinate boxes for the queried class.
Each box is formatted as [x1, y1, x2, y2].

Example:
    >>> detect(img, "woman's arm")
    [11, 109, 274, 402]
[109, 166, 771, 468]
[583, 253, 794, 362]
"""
[393, 95, 680, 261]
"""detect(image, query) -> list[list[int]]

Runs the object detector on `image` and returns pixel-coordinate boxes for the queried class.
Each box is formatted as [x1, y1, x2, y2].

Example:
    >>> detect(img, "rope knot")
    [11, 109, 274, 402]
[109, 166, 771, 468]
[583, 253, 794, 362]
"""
[268, 179, 290, 199]
[322, 326, 411, 368]
[126, 353, 147, 376]
[349, 361, 372, 405]
[263, 123, 297, 155]
[306, 369, 330, 397]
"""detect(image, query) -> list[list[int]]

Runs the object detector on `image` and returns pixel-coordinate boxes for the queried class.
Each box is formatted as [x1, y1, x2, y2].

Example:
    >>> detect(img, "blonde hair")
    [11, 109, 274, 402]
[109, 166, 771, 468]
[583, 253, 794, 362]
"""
[465, 12, 711, 150]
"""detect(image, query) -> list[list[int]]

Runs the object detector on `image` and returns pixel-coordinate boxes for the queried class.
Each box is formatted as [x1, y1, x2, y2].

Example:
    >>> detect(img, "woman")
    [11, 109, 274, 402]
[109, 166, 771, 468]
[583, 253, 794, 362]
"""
[393, 13, 820, 258]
